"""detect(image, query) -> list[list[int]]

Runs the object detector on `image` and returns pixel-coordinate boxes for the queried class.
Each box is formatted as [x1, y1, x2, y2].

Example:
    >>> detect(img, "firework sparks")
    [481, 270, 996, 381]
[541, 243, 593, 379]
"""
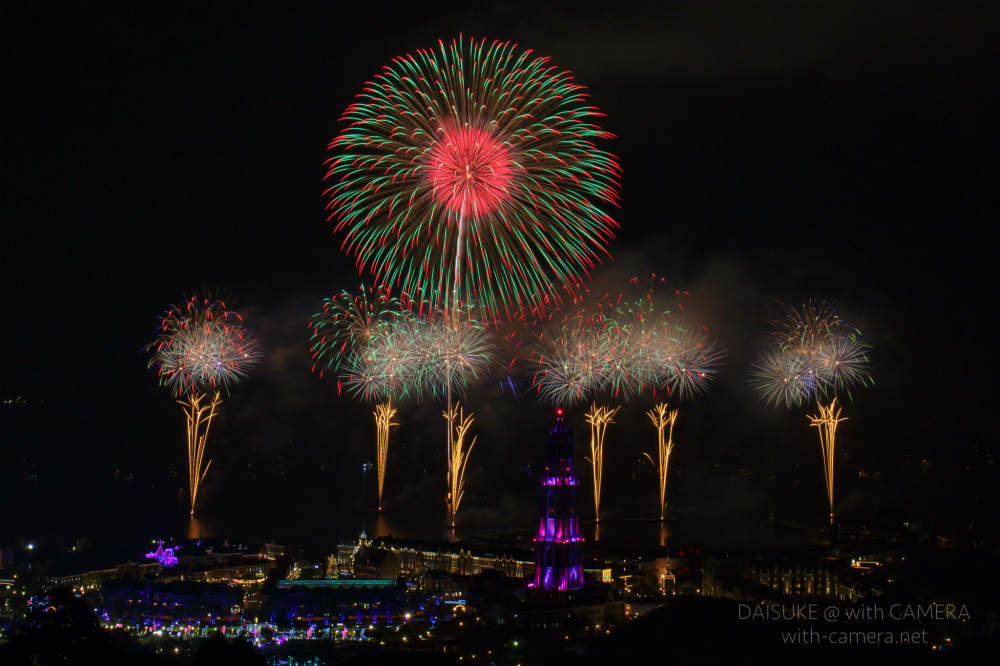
[151, 298, 260, 397]
[309, 285, 402, 381]
[373, 401, 398, 511]
[604, 294, 724, 401]
[532, 281, 723, 404]
[816, 334, 874, 395]
[532, 318, 607, 406]
[328, 36, 618, 526]
[753, 300, 873, 523]
[335, 308, 499, 519]
[148, 296, 259, 516]
[178, 393, 221, 517]
[444, 403, 478, 527]
[531, 280, 721, 522]
[770, 299, 844, 352]
[585, 403, 620, 523]
[342, 310, 500, 401]
[342, 312, 499, 525]
[749, 348, 820, 409]
[416, 313, 502, 399]
[325, 35, 621, 319]
[643, 403, 679, 521]
[808, 398, 849, 525]
[752, 301, 872, 408]
[310, 286, 407, 510]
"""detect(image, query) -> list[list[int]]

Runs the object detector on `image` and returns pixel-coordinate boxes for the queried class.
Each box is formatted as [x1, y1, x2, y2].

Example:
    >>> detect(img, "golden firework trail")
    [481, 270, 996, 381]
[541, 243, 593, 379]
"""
[178, 392, 221, 517]
[808, 397, 848, 525]
[585, 403, 620, 523]
[443, 403, 478, 528]
[643, 403, 679, 521]
[373, 400, 398, 511]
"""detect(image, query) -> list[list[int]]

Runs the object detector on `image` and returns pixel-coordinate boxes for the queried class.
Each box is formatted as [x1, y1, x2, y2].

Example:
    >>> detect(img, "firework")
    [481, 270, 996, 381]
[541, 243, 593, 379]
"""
[749, 348, 820, 409]
[325, 35, 621, 319]
[335, 309, 499, 518]
[309, 286, 402, 380]
[604, 301, 723, 401]
[339, 316, 421, 402]
[752, 301, 872, 408]
[444, 403, 478, 527]
[532, 318, 607, 406]
[373, 401, 398, 511]
[658, 330, 725, 400]
[599, 282, 721, 520]
[178, 393, 221, 517]
[148, 296, 260, 516]
[327, 36, 619, 524]
[530, 282, 722, 523]
[753, 300, 873, 523]
[643, 403, 679, 521]
[415, 313, 502, 399]
[342, 310, 500, 401]
[808, 398, 848, 525]
[816, 334, 873, 395]
[585, 403, 619, 523]
[151, 297, 260, 397]
[770, 299, 844, 352]
[532, 286, 723, 404]
[310, 286, 407, 510]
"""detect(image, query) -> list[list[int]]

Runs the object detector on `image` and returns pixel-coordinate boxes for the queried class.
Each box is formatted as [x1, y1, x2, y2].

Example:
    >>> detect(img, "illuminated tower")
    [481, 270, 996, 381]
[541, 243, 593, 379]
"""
[532, 408, 583, 591]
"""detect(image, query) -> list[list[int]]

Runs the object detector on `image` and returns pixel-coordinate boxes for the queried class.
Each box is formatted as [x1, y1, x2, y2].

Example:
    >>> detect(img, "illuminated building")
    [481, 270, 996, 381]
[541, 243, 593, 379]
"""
[260, 541, 287, 560]
[45, 542, 275, 592]
[702, 556, 868, 602]
[336, 534, 532, 582]
[145, 540, 179, 566]
[464, 411, 623, 632]
[336, 531, 368, 575]
[531, 409, 583, 592]
[751, 561, 864, 601]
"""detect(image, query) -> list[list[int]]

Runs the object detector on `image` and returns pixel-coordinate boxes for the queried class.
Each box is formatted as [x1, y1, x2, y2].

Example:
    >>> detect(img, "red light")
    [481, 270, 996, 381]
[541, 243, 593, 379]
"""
[556, 408, 564, 416]
[427, 124, 513, 216]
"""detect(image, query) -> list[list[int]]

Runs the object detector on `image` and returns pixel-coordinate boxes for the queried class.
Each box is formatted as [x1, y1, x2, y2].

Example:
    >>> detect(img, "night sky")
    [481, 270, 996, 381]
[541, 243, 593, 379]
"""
[3, 2, 997, 543]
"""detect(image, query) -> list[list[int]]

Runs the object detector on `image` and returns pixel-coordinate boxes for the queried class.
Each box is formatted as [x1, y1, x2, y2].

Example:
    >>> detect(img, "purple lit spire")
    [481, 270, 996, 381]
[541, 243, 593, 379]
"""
[532, 409, 583, 591]
[145, 540, 179, 567]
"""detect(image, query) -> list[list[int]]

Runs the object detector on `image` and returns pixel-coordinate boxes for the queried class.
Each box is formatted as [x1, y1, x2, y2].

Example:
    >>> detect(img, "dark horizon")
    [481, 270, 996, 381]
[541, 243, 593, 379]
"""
[2, 2, 997, 544]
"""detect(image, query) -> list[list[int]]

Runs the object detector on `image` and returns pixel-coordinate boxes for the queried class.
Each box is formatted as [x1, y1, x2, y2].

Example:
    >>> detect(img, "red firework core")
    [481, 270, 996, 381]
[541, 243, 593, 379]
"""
[426, 124, 513, 217]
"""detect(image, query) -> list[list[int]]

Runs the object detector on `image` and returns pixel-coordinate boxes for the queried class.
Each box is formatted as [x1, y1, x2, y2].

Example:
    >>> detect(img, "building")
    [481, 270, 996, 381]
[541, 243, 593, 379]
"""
[336, 534, 533, 582]
[751, 560, 865, 601]
[45, 542, 276, 592]
[468, 412, 624, 632]
[531, 408, 583, 592]
[702, 555, 869, 602]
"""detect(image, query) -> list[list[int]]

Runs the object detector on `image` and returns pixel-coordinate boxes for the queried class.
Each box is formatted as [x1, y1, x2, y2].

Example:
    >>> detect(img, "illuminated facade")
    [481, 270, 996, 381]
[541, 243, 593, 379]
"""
[145, 540, 180, 567]
[344, 538, 532, 580]
[532, 410, 583, 591]
[752, 562, 864, 601]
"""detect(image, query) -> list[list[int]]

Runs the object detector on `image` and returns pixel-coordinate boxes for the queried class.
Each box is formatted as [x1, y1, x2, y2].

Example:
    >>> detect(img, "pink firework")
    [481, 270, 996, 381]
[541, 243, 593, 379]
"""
[426, 123, 515, 217]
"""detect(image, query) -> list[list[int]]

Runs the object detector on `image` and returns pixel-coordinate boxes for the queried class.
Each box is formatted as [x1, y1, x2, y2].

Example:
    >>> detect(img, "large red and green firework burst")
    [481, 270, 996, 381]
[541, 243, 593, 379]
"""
[325, 36, 621, 319]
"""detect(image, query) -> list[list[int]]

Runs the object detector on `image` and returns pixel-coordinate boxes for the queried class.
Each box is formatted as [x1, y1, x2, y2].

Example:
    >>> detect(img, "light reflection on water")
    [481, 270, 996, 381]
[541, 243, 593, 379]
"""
[167, 508, 811, 554]
[38, 480, 815, 555]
